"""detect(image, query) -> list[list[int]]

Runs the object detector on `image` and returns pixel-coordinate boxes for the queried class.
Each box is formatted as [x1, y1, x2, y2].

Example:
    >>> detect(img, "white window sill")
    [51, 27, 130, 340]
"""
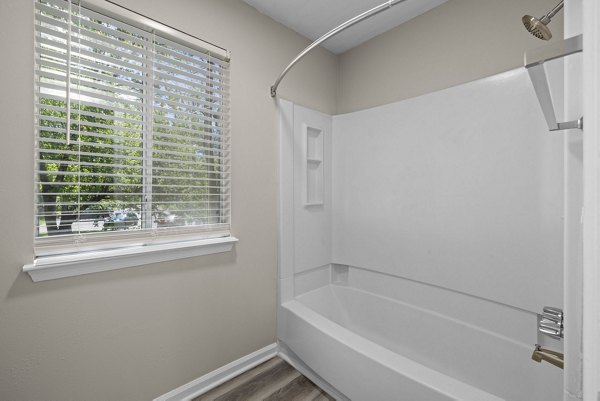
[23, 237, 238, 282]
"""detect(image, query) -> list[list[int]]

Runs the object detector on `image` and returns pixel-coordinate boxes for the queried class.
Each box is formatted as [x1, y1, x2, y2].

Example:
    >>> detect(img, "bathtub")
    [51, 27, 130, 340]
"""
[278, 282, 561, 401]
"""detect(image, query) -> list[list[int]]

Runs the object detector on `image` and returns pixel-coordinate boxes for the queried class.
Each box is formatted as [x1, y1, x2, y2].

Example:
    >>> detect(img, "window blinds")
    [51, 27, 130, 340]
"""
[34, 0, 231, 256]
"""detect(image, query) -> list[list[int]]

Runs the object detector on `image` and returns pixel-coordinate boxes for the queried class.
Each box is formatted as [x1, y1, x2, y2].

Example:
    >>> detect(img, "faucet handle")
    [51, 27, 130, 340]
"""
[539, 306, 563, 339]
[543, 306, 563, 321]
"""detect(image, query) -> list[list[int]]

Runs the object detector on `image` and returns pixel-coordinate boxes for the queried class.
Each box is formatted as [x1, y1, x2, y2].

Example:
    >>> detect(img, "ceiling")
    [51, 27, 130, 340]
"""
[243, 0, 448, 54]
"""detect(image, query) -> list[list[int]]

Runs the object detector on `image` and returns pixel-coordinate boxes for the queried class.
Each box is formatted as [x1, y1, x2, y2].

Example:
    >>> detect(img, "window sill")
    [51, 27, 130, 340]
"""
[23, 236, 238, 282]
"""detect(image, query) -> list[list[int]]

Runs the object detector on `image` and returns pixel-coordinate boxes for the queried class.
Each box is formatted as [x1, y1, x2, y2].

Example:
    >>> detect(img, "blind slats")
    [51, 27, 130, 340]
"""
[37, 104, 146, 126]
[38, 81, 146, 111]
[35, 14, 150, 59]
[38, 60, 147, 93]
[153, 66, 231, 95]
[37, 159, 231, 176]
[34, 0, 231, 256]
[36, 45, 147, 82]
[37, 122, 230, 149]
[154, 35, 229, 71]
[37, 29, 151, 68]
[153, 62, 230, 92]
[154, 86, 229, 111]
[39, 136, 228, 162]
[153, 56, 230, 84]
[37, 71, 147, 101]
[38, 114, 145, 134]
[36, 92, 146, 117]
[153, 120, 230, 138]
[37, 171, 231, 184]
[38, 147, 230, 170]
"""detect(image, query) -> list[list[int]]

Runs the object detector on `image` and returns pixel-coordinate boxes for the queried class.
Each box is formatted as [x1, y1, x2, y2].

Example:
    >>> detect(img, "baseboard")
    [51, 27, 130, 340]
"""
[154, 343, 278, 401]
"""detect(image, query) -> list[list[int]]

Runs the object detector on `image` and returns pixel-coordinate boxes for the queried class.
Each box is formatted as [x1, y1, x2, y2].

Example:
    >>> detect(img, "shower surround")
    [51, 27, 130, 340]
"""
[278, 66, 566, 400]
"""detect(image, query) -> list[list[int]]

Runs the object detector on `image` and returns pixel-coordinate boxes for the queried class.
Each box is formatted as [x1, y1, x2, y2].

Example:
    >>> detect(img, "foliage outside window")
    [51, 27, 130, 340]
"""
[34, 0, 231, 256]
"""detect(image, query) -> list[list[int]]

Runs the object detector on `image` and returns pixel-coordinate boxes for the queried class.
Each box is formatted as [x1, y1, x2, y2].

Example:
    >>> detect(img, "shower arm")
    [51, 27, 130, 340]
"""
[270, 0, 409, 98]
[540, 1, 564, 24]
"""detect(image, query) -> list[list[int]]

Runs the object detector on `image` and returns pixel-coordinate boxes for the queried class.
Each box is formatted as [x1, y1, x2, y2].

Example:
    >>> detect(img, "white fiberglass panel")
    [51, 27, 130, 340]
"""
[280, 299, 501, 401]
[332, 68, 563, 313]
[292, 105, 333, 274]
[293, 284, 562, 401]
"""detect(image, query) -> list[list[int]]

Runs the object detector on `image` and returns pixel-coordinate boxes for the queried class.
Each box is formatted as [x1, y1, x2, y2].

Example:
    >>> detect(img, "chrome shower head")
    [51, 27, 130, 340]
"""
[522, 15, 553, 40]
[522, 0, 564, 41]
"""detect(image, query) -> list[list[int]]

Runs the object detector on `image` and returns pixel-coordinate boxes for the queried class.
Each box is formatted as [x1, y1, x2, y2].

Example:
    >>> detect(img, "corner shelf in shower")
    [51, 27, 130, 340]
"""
[524, 34, 583, 131]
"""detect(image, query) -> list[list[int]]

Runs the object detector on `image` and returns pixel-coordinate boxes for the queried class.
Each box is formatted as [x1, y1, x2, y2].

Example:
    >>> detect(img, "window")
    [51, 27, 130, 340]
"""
[33, 0, 231, 259]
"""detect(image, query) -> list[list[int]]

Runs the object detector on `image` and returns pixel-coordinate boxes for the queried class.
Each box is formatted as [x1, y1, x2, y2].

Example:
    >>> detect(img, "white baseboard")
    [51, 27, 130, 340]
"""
[154, 343, 278, 401]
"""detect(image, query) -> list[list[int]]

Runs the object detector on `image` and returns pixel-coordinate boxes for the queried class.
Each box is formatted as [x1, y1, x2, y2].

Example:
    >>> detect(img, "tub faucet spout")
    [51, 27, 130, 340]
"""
[531, 344, 564, 369]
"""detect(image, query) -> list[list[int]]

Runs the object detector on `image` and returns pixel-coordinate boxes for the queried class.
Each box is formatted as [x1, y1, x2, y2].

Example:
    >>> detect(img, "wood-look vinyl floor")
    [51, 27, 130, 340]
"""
[193, 357, 335, 401]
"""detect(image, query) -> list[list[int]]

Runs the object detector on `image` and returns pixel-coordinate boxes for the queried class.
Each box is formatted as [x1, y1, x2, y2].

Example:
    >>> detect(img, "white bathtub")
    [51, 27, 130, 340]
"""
[279, 283, 561, 401]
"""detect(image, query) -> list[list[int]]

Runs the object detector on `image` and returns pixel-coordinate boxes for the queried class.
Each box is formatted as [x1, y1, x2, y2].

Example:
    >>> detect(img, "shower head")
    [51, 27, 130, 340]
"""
[522, 0, 564, 41]
[522, 15, 553, 40]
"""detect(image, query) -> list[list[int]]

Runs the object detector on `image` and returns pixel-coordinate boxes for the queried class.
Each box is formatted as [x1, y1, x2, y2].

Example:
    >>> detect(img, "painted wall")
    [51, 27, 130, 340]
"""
[337, 0, 565, 113]
[0, 1, 337, 400]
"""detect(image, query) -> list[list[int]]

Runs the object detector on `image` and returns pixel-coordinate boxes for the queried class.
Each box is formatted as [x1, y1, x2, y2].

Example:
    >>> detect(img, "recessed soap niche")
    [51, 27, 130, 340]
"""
[305, 124, 324, 206]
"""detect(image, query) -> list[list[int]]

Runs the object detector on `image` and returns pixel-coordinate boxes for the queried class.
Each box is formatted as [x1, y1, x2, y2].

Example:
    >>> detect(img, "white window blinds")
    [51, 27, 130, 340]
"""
[34, 0, 231, 256]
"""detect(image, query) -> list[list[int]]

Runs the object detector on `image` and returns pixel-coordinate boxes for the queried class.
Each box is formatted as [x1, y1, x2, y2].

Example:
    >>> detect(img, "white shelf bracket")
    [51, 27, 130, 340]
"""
[524, 34, 583, 131]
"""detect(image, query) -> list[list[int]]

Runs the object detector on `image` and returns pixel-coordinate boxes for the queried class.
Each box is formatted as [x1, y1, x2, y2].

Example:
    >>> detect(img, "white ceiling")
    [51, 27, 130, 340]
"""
[243, 0, 448, 54]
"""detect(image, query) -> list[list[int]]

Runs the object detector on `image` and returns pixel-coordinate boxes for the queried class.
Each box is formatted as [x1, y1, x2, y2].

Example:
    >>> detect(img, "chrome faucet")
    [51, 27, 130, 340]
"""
[531, 344, 564, 369]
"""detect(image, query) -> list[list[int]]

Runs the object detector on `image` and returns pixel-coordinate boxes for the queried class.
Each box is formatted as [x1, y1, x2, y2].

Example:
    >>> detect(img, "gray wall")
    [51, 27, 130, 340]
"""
[0, 1, 337, 400]
[337, 0, 564, 113]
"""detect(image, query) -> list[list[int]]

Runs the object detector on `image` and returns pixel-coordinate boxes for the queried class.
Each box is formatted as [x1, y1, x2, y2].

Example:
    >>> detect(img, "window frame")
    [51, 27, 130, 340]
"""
[26, 0, 236, 281]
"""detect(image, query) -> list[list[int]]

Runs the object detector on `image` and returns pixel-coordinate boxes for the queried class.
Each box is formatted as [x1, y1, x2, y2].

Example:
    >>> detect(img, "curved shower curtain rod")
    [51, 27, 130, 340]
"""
[270, 0, 409, 97]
